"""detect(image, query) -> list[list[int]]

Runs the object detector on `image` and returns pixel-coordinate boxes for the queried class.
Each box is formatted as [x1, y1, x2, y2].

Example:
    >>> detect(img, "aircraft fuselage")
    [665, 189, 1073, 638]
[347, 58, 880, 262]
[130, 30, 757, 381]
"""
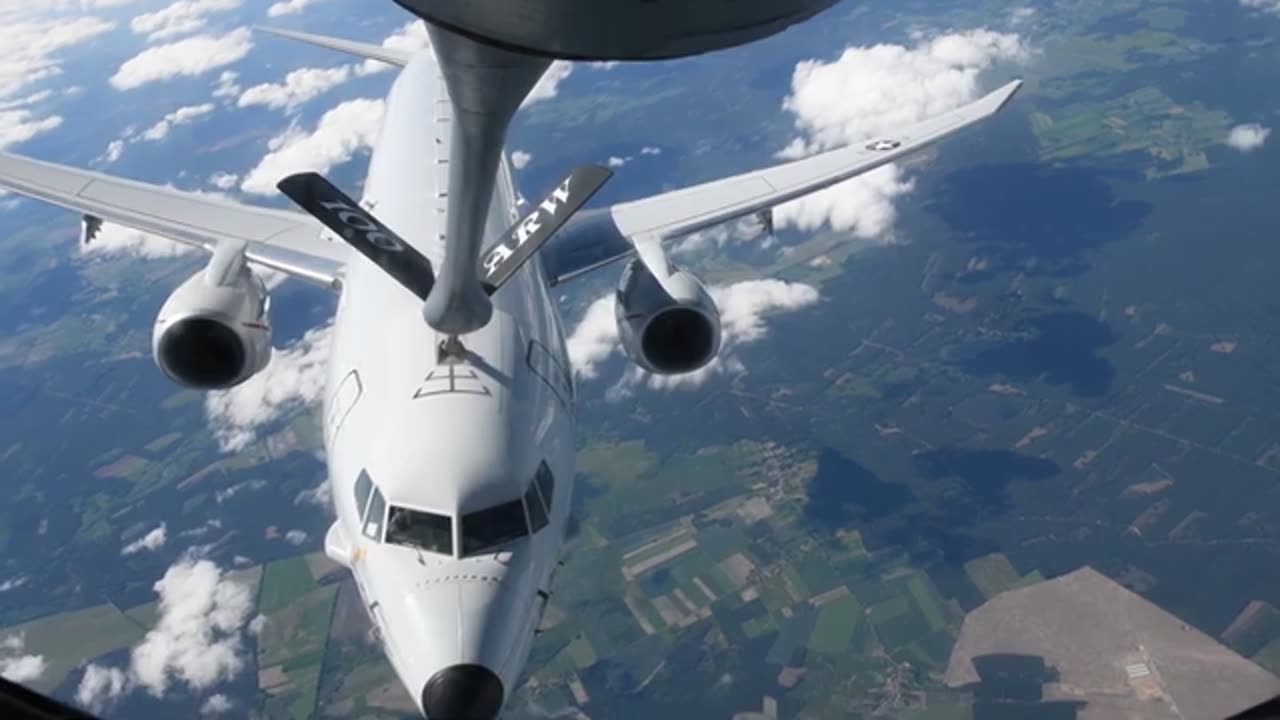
[321, 51, 575, 719]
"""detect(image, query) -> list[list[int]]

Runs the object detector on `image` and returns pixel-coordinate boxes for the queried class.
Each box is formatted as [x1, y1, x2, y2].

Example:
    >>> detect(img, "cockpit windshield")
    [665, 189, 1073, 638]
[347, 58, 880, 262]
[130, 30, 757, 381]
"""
[386, 505, 453, 556]
[461, 499, 529, 556]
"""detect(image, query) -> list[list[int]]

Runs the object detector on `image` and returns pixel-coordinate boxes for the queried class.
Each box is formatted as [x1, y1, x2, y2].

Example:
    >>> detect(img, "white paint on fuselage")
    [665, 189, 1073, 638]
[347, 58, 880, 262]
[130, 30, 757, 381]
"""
[321, 50, 576, 714]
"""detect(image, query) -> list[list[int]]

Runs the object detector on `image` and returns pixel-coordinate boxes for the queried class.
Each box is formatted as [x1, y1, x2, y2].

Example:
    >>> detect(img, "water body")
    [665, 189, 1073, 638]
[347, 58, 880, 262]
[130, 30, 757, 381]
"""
[804, 445, 1062, 569]
[915, 448, 1061, 512]
[926, 163, 1151, 279]
[803, 448, 913, 532]
[956, 310, 1118, 398]
[803, 448, 982, 564]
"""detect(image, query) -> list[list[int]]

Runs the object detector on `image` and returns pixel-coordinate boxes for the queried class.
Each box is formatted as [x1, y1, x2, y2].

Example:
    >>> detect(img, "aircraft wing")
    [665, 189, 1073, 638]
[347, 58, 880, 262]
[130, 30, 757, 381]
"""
[541, 79, 1022, 286]
[0, 151, 347, 288]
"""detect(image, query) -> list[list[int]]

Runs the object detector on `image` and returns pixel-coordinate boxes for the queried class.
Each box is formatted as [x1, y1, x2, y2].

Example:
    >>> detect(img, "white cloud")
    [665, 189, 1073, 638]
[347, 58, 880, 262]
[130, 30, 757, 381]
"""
[522, 60, 573, 106]
[669, 218, 766, 259]
[774, 165, 915, 238]
[209, 171, 238, 189]
[568, 279, 819, 390]
[131, 0, 243, 41]
[773, 29, 1027, 238]
[607, 155, 630, 168]
[640, 146, 662, 156]
[111, 28, 253, 91]
[715, 280, 820, 344]
[130, 558, 255, 697]
[237, 65, 351, 111]
[0, 89, 53, 110]
[284, 530, 307, 545]
[211, 70, 240, 99]
[202, 694, 234, 716]
[240, 98, 385, 195]
[0, 576, 28, 593]
[1009, 7, 1037, 25]
[1227, 123, 1270, 152]
[357, 20, 430, 76]
[76, 664, 128, 711]
[179, 519, 223, 538]
[215, 479, 265, 503]
[0, 15, 115, 101]
[1243, 0, 1280, 15]
[294, 477, 332, 508]
[205, 321, 333, 452]
[102, 139, 125, 164]
[247, 614, 267, 636]
[590, 61, 620, 70]
[566, 294, 619, 380]
[511, 150, 532, 169]
[140, 103, 215, 141]
[82, 222, 197, 259]
[122, 523, 168, 556]
[0, 653, 50, 681]
[0, 635, 45, 684]
[99, 103, 215, 166]
[0, 109, 62, 149]
[267, 0, 318, 17]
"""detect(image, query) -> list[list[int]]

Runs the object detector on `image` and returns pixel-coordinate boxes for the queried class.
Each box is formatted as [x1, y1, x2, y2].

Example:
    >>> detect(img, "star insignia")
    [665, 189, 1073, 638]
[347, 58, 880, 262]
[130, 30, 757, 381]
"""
[866, 139, 902, 151]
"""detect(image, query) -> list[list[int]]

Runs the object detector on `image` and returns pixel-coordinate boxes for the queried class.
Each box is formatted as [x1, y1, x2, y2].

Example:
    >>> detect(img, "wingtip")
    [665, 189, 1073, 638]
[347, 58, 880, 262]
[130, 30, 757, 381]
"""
[253, 25, 301, 39]
[993, 79, 1024, 113]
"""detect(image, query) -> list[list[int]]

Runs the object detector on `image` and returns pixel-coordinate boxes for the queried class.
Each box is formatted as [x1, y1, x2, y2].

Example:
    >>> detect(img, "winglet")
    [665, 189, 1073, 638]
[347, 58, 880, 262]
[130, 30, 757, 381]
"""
[254, 25, 413, 68]
[990, 79, 1024, 116]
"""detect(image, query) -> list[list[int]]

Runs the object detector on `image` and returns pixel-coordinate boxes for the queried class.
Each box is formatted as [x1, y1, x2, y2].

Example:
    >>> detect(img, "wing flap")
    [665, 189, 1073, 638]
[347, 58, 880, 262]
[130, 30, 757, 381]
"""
[611, 79, 1021, 241]
[0, 150, 347, 288]
[544, 79, 1022, 285]
[77, 179, 302, 244]
[611, 176, 777, 240]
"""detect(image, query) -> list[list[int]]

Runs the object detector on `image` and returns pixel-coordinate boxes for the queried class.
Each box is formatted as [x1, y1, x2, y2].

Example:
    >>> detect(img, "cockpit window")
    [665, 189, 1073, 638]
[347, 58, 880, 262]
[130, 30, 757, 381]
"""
[386, 505, 453, 555]
[461, 499, 529, 556]
[534, 461, 555, 511]
[524, 482, 548, 533]
[364, 488, 386, 541]
[355, 470, 373, 517]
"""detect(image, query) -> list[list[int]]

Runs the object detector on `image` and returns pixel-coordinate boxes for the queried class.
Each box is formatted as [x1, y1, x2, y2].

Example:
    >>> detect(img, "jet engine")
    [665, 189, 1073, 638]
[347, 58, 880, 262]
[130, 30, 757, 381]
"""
[393, 0, 838, 60]
[615, 258, 721, 375]
[152, 244, 272, 390]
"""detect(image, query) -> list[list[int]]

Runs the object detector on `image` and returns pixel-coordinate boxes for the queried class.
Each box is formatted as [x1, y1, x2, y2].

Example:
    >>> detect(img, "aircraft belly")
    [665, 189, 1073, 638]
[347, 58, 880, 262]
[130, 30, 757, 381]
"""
[394, 0, 837, 59]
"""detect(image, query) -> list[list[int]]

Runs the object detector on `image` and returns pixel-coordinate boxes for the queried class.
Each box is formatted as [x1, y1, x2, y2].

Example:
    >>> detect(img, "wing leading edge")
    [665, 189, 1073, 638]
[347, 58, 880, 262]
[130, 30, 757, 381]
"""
[542, 79, 1022, 286]
[0, 151, 347, 288]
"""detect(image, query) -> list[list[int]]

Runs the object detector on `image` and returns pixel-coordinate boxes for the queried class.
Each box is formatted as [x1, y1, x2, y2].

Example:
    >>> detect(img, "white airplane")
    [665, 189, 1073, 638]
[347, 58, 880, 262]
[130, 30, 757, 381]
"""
[0, 10, 1020, 720]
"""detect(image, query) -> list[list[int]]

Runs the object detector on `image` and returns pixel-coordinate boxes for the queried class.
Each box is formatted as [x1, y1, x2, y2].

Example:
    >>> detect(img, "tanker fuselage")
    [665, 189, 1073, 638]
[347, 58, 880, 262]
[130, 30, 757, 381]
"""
[394, 0, 839, 60]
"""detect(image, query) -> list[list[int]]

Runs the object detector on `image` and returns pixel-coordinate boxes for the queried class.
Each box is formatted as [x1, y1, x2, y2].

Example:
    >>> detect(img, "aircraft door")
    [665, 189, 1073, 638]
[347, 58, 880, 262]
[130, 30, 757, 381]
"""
[326, 369, 362, 445]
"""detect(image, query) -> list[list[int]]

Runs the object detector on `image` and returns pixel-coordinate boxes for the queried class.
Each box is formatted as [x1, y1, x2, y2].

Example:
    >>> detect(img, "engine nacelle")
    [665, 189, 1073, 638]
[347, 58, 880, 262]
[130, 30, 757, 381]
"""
[152, 257, 272, 391]
[615, 259, 721, 375]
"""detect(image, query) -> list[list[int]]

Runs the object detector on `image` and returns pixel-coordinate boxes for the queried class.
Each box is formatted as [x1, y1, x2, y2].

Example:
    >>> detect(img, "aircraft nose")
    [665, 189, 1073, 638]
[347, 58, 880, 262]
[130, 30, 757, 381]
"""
[421, 663, 504, 720]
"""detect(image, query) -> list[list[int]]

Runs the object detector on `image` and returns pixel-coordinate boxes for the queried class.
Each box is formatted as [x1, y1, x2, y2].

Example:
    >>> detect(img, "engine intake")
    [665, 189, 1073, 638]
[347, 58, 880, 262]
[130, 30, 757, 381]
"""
[153, 254, 272, 391]
[615, 259, 721, 375]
